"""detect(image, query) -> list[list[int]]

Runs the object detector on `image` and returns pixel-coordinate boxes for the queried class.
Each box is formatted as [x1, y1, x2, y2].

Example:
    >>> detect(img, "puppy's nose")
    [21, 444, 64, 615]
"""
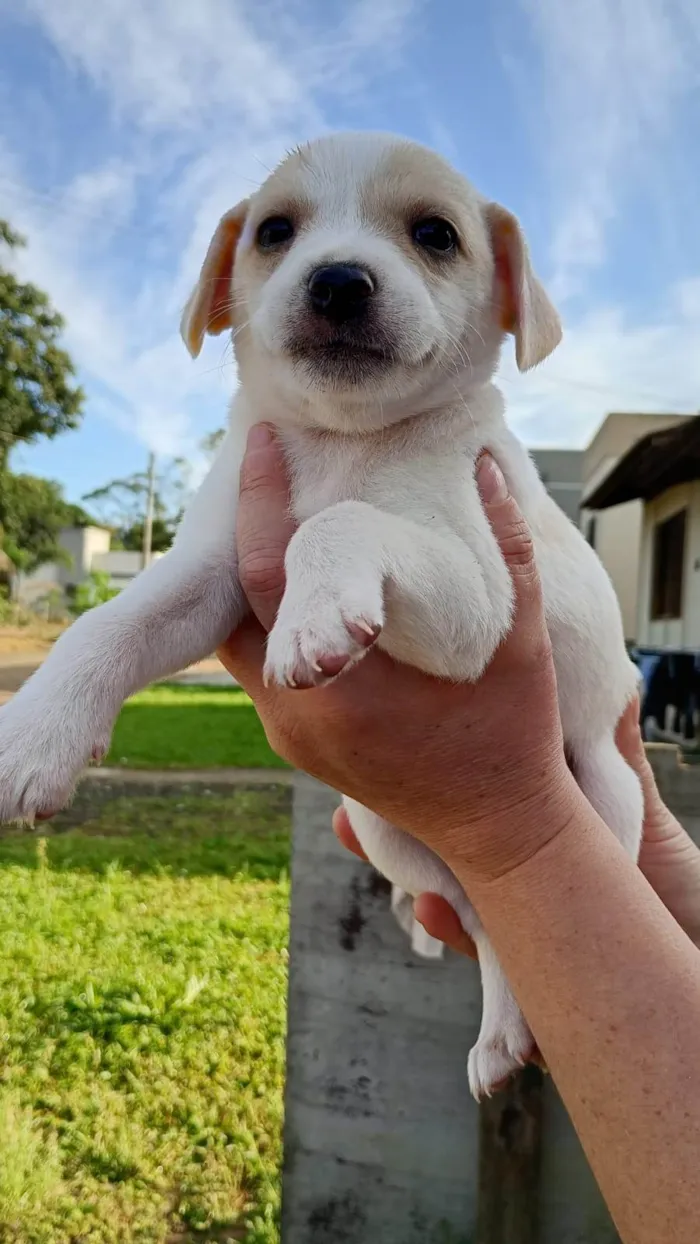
[307, 264, 374, 322]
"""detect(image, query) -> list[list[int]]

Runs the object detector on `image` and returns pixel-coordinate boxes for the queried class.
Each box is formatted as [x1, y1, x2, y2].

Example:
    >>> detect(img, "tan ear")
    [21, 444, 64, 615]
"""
[180, 199, 250, 358]
[485, 203, 562, 371]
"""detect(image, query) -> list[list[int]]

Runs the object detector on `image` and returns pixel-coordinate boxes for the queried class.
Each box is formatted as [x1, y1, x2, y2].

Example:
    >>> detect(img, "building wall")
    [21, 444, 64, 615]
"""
[582, 413, 691, 644]
[58, 526, 111, 585]
[530, 449, 582, 523]
[637, 481, 700, 649]
[17, 526, 164, 604]
[583, 412, 689, 487]
[587, 501, 644, 642]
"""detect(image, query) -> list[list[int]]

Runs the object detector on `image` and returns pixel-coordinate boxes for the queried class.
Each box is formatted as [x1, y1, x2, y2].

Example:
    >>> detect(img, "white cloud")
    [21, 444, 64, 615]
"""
[518, 0, 700, 298]
[3, 0, 699, 470]
[1, 0, 422, 464]
[499, 275, 700, 447]
[17, 0, 312, 134]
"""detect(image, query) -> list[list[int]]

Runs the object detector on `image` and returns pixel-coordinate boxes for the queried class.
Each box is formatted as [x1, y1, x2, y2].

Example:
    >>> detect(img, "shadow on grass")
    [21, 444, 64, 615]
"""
[106, 684, 289, 770]
[0, 786, 292, 881]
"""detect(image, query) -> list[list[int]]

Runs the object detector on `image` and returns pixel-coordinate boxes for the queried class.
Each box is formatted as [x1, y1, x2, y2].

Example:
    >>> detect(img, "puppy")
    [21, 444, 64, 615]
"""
[0, 133, 643, 1098]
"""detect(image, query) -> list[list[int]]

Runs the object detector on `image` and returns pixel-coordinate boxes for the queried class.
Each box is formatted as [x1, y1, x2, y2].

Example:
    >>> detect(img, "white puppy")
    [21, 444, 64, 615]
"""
[0, 133, 643, 1098]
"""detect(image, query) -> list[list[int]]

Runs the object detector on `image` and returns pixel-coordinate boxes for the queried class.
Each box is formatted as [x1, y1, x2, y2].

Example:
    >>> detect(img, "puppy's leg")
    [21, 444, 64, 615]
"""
[345, 798, 534, 1100]
[344, 798, 480, 931]
[0, 428, 246, 823]
[468, 935, 535, 1100]
[570, 731, 644, 861]
[265, 499, 513, 687]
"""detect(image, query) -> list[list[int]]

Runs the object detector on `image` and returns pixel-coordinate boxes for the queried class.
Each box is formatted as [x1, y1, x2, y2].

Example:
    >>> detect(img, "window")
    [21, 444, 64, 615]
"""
[651, 509, 686, 621]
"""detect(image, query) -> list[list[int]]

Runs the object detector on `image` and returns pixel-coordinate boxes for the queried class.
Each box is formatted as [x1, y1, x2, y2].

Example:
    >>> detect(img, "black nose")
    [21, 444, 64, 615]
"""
[307, 264, 374, 322]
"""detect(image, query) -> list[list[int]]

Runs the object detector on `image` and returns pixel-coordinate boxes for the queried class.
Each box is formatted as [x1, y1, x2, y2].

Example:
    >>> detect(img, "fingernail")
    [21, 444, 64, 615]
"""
[246, 422, 274, 452]
[476, 453, 509, 504]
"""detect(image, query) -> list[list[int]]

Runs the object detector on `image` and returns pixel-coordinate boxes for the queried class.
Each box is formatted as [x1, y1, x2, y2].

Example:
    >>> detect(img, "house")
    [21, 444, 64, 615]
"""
[530, 448, 583, 523]
[18, 525, 163, 607]
[580, 412, 692, 641]
[585, 414, 700, 652]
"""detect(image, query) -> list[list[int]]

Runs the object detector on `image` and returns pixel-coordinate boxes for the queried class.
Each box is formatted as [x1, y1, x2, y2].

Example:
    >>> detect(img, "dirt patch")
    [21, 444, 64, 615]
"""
[0, 622, 65, 654]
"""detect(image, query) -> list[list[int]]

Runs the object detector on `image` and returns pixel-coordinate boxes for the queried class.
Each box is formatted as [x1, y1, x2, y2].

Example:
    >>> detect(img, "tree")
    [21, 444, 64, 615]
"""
[0, 472, 92, 575]
[83, 468, 182, 553]
[0, 220, 84, 471]
[69, 570, 119, 617]
[83, 432, 225, 553]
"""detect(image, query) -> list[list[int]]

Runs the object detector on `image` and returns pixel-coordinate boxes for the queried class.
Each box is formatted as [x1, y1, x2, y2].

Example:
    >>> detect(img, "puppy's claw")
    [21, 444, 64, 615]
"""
[346, 618, 382, 648]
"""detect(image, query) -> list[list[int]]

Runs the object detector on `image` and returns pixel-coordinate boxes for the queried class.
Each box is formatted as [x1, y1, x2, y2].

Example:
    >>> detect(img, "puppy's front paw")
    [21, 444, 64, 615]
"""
[0, 696, 113, 824]
[264, 580, 384, 689]
[467, 1014, 536, 1101]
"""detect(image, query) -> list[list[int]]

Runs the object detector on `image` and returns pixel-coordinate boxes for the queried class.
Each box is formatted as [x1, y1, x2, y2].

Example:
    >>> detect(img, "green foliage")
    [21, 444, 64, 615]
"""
[83, 467, 183, 553]
[0, 472, 91, 574]
[118, 515, 173, 553]
[84, 431, 227, 555]
[69, 570, 120, 617]
[0, 786, 290, 1242]
[107, 684, 288, 770]
[0, 220, 84, 470]
[0, 219, 88, 574]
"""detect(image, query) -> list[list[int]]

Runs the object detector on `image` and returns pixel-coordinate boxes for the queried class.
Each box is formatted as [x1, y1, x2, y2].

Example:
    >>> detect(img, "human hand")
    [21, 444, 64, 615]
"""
[616, 701, 700, 948]
[219, 424, 576, 885]
[332, 690, 700, 959]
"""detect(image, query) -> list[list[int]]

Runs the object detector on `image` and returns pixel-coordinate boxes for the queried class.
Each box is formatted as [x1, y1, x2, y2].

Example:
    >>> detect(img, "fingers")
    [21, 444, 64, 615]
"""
[332, 806, 369, 861]
[237, 424, 295, 630]
[476, 453, 549, 664]
[217, 614, 269, 699]
[615, 695, 647, 774]
[413, 894, 478, 959]
[332, 810, 476, 957]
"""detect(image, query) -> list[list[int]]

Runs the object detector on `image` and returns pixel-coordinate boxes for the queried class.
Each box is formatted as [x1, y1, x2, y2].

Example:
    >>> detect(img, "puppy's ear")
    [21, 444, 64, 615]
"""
[485, 203, 561, 371]
[180, 200, 250, 358]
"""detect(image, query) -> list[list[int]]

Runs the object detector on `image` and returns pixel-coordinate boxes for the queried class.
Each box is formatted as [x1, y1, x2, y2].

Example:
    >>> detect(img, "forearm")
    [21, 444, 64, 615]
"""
[462, 792, 700, 1244]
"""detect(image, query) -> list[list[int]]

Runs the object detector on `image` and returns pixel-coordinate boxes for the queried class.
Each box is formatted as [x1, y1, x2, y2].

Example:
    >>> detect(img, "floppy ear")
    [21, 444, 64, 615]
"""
[180, 199, 250, 358]
[485, 202, 562, 371]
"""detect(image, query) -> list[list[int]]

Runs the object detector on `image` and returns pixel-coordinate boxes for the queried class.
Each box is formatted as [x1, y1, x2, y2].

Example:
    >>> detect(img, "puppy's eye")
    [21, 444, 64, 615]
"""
[257, 216, 294, 248]
[412, 217, 457, 254]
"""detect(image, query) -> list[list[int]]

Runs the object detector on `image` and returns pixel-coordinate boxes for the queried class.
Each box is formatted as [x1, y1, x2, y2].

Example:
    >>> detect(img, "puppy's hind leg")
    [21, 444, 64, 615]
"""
[343, 798, 535, 1099]
[570, 731, 644, 862]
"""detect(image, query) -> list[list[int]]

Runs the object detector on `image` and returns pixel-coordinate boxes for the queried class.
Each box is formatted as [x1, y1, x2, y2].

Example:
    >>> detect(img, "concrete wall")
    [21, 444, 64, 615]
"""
[282, 776, 480, 1244]
[283, 756, 700, 1242]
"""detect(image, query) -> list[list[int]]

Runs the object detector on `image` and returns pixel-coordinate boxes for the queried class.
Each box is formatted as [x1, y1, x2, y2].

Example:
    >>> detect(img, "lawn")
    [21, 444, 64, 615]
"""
[0, 786, 291, 1244]
[106, 685, 288, 771]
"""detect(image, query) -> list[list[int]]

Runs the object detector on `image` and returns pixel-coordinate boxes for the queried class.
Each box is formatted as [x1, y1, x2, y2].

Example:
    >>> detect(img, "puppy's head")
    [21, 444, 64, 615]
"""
[182, 133, 561, 431]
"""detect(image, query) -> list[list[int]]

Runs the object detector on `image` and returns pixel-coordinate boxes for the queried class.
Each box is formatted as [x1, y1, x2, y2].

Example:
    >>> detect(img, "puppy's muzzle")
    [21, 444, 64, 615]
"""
[307, 263, 375, 324]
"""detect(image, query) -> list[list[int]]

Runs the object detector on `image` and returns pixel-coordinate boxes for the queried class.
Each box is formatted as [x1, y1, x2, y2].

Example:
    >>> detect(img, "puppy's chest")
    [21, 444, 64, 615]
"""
[285, 436, 472, 532]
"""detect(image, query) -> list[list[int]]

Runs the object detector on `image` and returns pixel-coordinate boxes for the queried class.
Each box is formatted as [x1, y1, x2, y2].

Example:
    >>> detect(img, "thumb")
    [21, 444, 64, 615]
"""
[475, 452, 548, 657]
[237, 423, 294, 631]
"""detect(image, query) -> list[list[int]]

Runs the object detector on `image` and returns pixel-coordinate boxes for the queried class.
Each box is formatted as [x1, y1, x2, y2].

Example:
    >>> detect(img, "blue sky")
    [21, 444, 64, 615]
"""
[1, 0, 699, 506]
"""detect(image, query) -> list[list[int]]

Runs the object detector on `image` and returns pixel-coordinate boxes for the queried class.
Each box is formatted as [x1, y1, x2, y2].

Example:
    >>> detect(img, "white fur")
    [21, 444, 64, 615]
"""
[0, 133, 643, 1098]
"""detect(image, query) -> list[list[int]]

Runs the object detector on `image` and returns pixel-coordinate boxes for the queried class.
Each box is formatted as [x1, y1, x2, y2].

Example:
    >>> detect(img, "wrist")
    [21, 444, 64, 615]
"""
[439, 764, 584, 885]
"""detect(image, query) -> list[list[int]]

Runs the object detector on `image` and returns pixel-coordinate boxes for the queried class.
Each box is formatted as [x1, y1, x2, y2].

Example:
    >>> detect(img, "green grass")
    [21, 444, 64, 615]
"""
[0, 787, 291, 1243]
[106, 685, 289, 771]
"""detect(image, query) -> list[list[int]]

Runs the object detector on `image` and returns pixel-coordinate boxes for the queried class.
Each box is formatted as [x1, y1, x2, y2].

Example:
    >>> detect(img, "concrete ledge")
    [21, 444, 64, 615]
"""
[82, 766, 294, 787]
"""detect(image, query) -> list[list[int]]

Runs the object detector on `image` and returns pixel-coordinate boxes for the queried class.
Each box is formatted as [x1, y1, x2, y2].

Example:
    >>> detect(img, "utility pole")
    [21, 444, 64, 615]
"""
[142, 451, 157, 570]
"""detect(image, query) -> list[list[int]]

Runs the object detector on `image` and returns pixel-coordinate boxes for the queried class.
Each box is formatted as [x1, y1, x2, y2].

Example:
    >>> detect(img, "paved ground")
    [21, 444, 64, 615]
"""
[0, 651, 235, 705]
[86, 764, 293, 787]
